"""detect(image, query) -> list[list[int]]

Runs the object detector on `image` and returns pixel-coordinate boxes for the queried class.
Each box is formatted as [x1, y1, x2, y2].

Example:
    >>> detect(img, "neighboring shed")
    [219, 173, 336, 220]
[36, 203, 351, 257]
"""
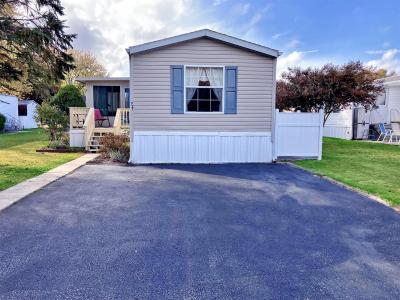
[127, 29, 280, 163]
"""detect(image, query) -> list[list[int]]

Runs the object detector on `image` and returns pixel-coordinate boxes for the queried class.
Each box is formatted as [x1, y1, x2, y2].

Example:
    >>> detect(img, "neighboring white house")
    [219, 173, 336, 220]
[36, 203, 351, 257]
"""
[18, 100, 38, 129]
[0, 94, 38, 130]
[324, 75, 400, 140]
[0, 94, 20, 131]
[69, 29, 324, 162]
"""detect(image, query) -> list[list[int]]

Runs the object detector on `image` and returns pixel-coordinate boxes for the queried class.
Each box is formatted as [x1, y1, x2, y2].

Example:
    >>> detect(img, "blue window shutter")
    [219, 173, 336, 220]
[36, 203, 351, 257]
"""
[171, 65, 184, 114]
[225, 66, 237, 114]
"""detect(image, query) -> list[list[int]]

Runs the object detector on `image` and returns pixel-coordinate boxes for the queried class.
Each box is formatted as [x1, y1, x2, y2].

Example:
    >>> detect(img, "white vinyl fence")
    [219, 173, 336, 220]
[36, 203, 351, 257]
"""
[274, 109, 324, 160]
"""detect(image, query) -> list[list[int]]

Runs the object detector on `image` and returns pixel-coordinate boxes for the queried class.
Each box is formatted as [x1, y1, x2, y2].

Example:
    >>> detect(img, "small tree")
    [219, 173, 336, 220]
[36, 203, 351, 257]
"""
[277, 61, 385, 125]
[34, 103, 68, 142]
[63, 49, 108, 90]
[50, 84, 85, 115]
[375, 68, 396, 79]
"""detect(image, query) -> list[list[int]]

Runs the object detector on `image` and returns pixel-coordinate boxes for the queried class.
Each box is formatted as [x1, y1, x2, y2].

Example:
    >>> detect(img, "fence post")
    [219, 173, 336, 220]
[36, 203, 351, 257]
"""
[318, 109, 324, 160]
[272, 109, 279, 161]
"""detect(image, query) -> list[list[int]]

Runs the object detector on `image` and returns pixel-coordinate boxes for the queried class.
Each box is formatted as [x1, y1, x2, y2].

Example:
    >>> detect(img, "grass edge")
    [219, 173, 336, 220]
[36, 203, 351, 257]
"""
[285, 162, 400, 213]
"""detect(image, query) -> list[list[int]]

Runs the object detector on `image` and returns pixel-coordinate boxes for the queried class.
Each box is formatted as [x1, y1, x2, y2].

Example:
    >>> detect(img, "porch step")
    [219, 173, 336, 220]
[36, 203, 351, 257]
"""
[85, 128, 130, 153]
[86, 131, 110, 153]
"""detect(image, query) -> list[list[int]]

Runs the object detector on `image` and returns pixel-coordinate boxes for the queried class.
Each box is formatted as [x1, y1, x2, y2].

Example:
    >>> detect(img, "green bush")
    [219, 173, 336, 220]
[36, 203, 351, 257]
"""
[100, 133, 130, 162]
[50, 84, 85, 115]
[0, 113, 5, 131]
[34, 102, 68, 142]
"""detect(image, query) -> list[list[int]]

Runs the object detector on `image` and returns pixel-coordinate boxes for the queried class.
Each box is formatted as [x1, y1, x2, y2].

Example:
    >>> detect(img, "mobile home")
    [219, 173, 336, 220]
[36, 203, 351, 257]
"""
[324, 75, 400, 140]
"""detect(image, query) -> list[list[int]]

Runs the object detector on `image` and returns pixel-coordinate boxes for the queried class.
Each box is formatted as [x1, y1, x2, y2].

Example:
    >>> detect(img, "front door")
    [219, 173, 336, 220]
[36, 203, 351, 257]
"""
[93, 86, 120, 116]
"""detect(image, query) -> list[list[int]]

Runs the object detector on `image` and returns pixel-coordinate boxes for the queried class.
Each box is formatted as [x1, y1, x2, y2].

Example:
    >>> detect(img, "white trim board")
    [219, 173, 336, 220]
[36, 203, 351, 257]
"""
[134, 131, 271, 136]
[127, 29, 280, 58]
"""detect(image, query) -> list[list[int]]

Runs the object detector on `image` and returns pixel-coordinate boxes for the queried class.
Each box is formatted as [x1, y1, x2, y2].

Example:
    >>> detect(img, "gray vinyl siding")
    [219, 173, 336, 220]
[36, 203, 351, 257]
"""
[130, 38, 275, 132]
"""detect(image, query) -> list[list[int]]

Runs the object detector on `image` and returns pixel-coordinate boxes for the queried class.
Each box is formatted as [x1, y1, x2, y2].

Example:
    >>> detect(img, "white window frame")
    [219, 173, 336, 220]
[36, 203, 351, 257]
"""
[183, 65, 225, 114]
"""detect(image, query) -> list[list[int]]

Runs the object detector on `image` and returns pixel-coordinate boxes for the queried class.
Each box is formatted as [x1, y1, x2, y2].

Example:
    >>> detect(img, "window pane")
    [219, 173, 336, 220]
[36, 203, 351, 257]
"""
[198, 88, 210, 99]
[186, 88, 198, 111]
[186, 67, 200, 86]
[18, 104, 27, 116]
[94, 86, 108, 116]
[107, 86, 120, 116]
[124, 88, 130, 108]
[209, 67, 223, 86]
[198, 100, 211, 112]
[211, 88, 222, 112]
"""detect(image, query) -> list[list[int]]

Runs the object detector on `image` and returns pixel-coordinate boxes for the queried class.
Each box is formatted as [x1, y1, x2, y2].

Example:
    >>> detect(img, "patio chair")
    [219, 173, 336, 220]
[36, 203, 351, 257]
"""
[376, 123, 392, 142]
[389, 123, 400, 144]
[94, 108, 110, 127]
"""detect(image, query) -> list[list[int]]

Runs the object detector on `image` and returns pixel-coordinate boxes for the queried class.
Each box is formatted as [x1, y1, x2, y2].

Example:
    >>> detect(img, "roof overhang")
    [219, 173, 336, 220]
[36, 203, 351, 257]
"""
[126, 29, 281, 58]
[384, 80, 400, 87]
[75, 77, 129, 83]
[382, 75, 400, 87]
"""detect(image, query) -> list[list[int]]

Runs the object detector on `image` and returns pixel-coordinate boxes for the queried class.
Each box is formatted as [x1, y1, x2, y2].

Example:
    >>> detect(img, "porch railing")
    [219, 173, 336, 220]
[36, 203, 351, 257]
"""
[114, 108, 130, 135]
[69, 107, 90, 129]
[69, 107, 130, 149]
[83, 108, 95, 150]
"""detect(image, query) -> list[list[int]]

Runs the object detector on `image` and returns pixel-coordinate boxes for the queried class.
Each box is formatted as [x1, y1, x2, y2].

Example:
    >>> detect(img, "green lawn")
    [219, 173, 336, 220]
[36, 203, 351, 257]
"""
[0, 129, 81, 191]
[295, 138, 400, 207]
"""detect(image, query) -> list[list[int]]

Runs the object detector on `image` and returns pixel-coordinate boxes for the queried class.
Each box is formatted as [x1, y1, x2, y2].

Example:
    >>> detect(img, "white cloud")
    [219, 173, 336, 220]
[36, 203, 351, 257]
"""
[366, 49, 400, 73]
[272, 31, 289, 40]
[285, 39, 301, 49]
[62, 0, 219, 76]
[241, 4, 271, 38]
[365, 50, 385, 55]
[232, 3, 250, 16]
[277, 50, 319, 77]
[212, 0, 228, 6]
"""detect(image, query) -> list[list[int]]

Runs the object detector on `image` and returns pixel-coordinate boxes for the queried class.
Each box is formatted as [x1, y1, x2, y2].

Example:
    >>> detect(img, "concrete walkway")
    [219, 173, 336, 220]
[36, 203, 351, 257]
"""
[0, 153, 98, 212]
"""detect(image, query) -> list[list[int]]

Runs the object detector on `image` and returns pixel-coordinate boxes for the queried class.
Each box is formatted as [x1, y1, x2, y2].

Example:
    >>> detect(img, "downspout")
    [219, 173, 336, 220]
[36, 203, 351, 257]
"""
[271, 57, 278, 162]
[127, 49, 134, 164]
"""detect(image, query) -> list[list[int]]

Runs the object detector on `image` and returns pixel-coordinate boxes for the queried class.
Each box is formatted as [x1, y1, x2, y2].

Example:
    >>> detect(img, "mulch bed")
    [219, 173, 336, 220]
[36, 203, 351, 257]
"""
[36, 148, 85, 153]
[86, 155, 129, 166]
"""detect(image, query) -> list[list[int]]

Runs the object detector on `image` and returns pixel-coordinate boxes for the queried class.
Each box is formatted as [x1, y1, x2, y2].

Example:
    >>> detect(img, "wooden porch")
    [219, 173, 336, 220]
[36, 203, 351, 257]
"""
[69, 107, 130, 152]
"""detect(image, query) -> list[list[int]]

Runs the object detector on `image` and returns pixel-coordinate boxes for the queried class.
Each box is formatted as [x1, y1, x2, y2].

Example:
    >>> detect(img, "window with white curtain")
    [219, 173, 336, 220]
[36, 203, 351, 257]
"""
[185, 66, 224, 112]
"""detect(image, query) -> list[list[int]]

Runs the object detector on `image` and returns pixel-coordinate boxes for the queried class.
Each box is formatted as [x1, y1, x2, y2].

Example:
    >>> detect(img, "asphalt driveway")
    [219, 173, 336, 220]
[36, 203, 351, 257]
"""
[0, 163, 399, 299]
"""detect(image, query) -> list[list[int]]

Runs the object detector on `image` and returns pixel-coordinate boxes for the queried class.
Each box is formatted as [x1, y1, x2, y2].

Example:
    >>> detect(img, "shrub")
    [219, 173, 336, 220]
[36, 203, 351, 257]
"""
[50, 84, 85, 115]
[0, 113, 5, 131]
[108, 149, 129, 162]
[34, 102, 68, 142]
[100, 133, 130, 162]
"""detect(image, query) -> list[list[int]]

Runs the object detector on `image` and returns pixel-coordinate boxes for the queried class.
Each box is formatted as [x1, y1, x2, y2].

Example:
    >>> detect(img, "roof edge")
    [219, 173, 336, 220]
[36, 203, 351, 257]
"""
[75, 77, 129, 83]
[127, 29, 280, 58]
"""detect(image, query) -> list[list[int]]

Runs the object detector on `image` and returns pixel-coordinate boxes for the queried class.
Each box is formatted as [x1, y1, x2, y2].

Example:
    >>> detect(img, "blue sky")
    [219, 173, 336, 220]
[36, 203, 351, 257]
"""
[63, 0, 400, 76]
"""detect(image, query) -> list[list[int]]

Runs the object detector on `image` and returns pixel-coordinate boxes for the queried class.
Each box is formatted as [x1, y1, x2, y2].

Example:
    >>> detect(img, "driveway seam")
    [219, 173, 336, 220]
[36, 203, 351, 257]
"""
[0, 153, 99, 212]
